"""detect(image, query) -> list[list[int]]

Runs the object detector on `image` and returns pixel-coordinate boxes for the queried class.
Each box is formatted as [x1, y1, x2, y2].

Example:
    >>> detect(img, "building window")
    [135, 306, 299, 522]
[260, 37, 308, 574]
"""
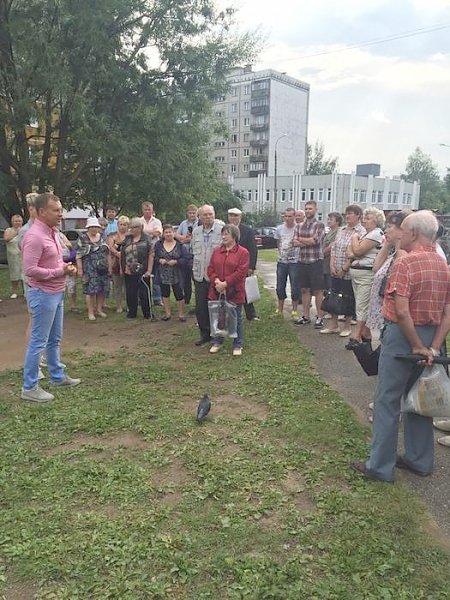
[353, 189, 359, 202]
[244, 85, 250, 95]
[377, 191, 383, 204]
[309, 189, 315, 201]
[289, 189, 294, 202]
[243, 149, 249, 157]
[266, 189, 271, 202]
[254, 115, 266, 125]
[388, 192, 394, 204]
[255, 190, 258, 202]
[252, 80, 269, 91]
[318, 188, 324, 202]
[215, 111, 224, 117]
[216, 95, 225, 102]
[327, 188, 332, 202]
[250, 162, 265, 171]
[406, 193, 412, 205]
[231, 87, 237, 96]
[247, 190, 252, 201]
[231, 164, 236, 173]
[360, 190, 366, 202]
[215, 141, 225, 147]
[231, 118, 238, 127]
[243, 133, 249, 141]
[281, 189, 286, 202]
[244, 101, 249, 111]
[318, 212, 323, 221]
[231, 134, 238, 143]
[372, 190, 377, 203]
[231, 150, 237, 158]
[301, 189, 306, 202]
[231, 103, 237, 113]
[214, 156, 225, 162]
[243, 164, 249, 172]
[244, 117, 250, 126]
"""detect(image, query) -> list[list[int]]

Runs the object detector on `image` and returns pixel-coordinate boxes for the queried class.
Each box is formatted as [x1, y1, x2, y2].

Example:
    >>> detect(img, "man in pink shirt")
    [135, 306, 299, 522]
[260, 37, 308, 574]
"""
[22, 193, 81, 402]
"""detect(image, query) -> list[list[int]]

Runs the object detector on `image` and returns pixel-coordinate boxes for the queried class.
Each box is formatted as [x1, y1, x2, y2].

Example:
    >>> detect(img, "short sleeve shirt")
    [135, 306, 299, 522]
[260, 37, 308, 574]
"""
[275, 224, 299, 263]
[383, 246, 450, 324]
[295, 218, 325, 264]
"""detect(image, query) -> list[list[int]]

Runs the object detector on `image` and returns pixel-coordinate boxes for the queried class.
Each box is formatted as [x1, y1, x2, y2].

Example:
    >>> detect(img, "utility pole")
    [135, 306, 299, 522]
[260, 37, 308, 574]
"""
[274, 133, 288, 215]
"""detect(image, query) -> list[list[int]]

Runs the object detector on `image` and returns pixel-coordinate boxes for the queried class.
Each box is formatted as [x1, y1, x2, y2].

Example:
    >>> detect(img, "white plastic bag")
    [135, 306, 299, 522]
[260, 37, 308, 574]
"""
[402, 364, 450, 417]
[245, 275, 260, 304]
[208, 296, 238, 338]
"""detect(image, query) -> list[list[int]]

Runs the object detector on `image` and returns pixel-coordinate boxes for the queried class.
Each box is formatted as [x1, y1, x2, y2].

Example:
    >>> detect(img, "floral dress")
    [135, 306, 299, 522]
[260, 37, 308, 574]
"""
[366, 255, 394, 332]
[77, 233, 110, 296]
[154, 240, 187, 286]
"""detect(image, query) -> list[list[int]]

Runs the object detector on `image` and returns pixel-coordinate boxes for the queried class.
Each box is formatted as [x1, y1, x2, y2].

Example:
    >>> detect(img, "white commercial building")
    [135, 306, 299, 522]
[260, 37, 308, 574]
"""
[234, 172, 420, 217]
[210, 66, 310, 181]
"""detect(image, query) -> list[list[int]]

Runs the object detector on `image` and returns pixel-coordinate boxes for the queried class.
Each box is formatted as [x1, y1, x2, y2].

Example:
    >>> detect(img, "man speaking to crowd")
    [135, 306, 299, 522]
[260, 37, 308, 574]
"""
[21, 193, 81, 402]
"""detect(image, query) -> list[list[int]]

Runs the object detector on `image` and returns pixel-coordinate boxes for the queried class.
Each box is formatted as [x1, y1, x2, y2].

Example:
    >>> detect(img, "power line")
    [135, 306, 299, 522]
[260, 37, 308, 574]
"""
[276, 23, 450, 61]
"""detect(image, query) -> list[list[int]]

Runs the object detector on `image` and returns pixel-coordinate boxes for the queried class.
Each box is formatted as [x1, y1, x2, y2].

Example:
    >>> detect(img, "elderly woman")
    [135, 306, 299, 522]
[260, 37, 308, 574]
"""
[322, 212, 343, 292]
[76, 217, 111, 321]
[323, 205, 365, 337]
[3, 214, 24, 298]
[207, 224, 249, 356]
[120, 217, 154, 320]
[366, 210, 410, 334]
[107, 215, 129, 313]
[154, 224, 189, 321]
[345, 207, 385, 347]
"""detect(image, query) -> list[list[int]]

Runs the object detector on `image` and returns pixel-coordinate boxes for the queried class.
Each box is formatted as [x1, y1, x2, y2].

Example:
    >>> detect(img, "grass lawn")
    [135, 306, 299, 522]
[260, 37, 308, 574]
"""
[259, 248, 278, 263]
[0, 266, 450, 598]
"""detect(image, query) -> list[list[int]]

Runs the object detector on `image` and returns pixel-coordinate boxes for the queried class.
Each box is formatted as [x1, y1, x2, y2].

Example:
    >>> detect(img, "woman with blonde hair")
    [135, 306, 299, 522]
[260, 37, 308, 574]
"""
[3, 214, 24, 298]
[345, 207, 385, 347]
[107, 215, 129, 313]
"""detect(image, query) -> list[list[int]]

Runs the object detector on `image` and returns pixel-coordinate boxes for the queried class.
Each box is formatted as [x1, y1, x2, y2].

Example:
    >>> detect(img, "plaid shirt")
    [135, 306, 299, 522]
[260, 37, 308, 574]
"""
[294, 218, 325, 264]
[383, 245, 450, 324]
[330, 224, 366, 279]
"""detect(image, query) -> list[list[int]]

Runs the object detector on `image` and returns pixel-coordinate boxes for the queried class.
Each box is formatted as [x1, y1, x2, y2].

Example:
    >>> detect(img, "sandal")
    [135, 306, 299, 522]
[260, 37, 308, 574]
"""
[161, 315, 171, 321]
[178, 316, 187, 322]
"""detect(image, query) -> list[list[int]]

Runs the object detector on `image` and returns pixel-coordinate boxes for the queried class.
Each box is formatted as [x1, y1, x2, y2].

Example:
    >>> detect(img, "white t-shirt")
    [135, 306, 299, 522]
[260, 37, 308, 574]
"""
[351, 228, 384, 268]
[140, 216, 162, 238]
[275, 224, 299, 263]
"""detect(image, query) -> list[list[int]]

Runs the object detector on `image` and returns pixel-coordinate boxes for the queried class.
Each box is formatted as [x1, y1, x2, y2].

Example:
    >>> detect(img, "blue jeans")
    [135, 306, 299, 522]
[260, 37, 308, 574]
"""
[212, 304, 243, 349]
[276, 262, 300, 302]
[23, 289, 65, 390]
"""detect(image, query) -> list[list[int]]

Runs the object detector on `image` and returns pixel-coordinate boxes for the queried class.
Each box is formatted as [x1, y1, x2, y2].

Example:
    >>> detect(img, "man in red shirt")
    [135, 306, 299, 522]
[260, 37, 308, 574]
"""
[352, 210, 450, 482]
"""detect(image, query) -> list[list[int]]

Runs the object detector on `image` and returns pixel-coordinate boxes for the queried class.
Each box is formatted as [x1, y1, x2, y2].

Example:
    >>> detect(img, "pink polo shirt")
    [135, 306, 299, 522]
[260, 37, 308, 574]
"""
[22, 219, 65, 293]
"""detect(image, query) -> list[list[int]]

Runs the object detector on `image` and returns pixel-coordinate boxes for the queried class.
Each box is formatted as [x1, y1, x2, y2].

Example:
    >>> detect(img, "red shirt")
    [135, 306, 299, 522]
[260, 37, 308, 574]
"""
[207, 244, 249, 304]
[383, 245, 450, 324]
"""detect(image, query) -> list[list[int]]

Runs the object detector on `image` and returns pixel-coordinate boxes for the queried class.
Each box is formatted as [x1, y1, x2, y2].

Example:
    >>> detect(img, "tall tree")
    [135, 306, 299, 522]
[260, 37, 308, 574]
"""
[305, 141, 338, 175]
[402, 147, 441, 209]
[0, 0, 258, 221]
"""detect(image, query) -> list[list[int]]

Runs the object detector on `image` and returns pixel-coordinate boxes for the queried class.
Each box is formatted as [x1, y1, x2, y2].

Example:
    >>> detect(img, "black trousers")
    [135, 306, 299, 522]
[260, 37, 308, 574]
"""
[194, 279, 210, 341]
[124, 274, 151, 318]
[182, 265, 193, 305]
[244, 302, 257, 320]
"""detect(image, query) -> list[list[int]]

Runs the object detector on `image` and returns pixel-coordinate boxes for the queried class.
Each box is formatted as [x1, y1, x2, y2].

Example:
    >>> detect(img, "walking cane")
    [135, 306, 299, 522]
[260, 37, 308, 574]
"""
[141, 275, 156, 321]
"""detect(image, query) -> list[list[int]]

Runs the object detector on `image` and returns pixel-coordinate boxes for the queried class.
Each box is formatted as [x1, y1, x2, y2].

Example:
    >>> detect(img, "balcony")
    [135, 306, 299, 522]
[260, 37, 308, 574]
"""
[250, 105, 269, 116]
[250, 138, 268, 148]
[249, 154, 268, 163]
[251, 87, 270, 99]
[250, 123, 269, 132]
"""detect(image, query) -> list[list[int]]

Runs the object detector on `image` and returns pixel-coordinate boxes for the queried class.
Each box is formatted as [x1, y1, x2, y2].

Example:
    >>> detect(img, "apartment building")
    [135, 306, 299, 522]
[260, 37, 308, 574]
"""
[211, 66, 310, 181]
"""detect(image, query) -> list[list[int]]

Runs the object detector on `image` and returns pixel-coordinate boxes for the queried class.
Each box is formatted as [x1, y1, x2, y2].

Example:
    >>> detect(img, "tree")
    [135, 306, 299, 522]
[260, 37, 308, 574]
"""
[0, 0, 258, 221]
[402, 147, 441, 209]
[305, 141, 338, 175]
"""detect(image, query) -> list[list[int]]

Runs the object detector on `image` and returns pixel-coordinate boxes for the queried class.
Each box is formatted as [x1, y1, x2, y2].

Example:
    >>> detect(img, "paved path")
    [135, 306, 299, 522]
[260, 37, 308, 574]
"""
[258, 261, 450, 540]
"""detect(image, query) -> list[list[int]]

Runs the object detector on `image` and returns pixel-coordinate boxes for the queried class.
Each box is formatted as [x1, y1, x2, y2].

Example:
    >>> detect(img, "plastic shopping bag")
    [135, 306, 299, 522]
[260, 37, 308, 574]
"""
[245, 275, 260, 304]
[208, 295, 238, 338]
[402, 364, 450, 417]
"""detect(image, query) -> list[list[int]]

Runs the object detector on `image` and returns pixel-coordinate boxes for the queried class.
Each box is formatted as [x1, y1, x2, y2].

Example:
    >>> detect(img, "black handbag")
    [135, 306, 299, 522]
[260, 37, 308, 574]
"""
[352, 340, 380, 376]
[321, 289, 354, 316]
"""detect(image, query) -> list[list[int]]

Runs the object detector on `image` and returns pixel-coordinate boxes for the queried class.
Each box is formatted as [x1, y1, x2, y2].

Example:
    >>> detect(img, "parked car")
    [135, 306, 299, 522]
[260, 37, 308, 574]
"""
[254, 227, 278, 249]
[0, 230, 7, 264]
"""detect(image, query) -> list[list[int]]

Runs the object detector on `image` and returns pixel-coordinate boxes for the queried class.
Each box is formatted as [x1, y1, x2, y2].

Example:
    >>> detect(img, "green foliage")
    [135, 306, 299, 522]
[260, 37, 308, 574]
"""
[245, 208, 280, 227]
[0, 0, 258, 220]
[306, 140, 338, 175]
[402, 147, 450, 211]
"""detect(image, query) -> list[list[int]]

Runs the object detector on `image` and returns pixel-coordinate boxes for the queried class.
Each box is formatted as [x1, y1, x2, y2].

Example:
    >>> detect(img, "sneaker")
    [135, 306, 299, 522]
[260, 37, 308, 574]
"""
[209, 345, 221, 354]
[50, 375, 81, 387]
[295, 316, 311, 325]
[10, 293, 18, 299]
[314, 318, 324, 329]
[323, 314, 332, 320]
[250, 316, 261, 321]
[232, 348, 242, 356]
[21, 386, 54, 402]
[319, 328, 340, 334]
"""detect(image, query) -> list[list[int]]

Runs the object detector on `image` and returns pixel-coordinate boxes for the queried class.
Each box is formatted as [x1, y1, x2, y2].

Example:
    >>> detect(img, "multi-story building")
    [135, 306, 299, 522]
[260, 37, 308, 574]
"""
[211, 66, 310, 181]
[234, 170, 420, 217]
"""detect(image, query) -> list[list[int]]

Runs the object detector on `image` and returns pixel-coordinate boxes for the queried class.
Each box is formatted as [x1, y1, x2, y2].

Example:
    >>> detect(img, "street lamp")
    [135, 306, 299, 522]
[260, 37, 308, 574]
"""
[274, 133, 288, 215]
[440, 143, 450, 148]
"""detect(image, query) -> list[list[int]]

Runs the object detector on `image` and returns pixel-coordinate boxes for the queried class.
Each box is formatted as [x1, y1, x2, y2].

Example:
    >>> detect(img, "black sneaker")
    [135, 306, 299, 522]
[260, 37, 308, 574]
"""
[314, 318, 324, 329]
[295, 316, 311, 325]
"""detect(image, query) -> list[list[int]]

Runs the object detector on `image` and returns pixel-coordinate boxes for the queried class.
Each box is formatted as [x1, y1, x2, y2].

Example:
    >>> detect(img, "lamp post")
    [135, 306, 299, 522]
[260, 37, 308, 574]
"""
[274, 133, 288, 216]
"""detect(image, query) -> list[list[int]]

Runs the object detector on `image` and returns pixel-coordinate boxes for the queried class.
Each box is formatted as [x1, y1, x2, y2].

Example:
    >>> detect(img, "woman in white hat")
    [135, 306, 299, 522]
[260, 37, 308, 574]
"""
[76, 217, 111, 320]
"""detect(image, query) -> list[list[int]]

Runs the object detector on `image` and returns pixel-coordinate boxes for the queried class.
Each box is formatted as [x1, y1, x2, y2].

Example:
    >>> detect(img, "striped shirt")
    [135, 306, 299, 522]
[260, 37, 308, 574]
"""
[383, 245, 450, 324]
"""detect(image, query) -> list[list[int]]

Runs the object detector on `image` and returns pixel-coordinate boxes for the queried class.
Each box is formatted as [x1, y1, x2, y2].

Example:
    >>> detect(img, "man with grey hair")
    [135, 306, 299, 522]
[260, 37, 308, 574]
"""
[191, 204, 222, 345]
[352, 210, 450, 482]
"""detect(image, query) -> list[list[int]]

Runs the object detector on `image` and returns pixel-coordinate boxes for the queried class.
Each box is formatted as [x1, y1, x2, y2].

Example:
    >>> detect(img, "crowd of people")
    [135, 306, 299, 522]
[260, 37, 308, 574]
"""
[4, 194, 450, 471]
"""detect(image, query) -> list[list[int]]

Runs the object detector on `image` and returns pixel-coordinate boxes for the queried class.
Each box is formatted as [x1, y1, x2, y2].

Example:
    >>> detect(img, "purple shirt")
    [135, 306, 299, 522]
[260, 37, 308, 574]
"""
[22, 219, 65, 293]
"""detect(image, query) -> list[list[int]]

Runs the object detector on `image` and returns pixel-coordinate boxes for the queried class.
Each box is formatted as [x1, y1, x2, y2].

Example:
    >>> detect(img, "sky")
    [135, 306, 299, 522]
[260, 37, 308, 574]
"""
[224, 0, 450, 177]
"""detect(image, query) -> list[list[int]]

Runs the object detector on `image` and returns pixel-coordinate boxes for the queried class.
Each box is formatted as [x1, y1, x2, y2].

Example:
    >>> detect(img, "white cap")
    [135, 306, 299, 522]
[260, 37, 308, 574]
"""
[86, 217, 101, 228]
[228, 207, 242, 215]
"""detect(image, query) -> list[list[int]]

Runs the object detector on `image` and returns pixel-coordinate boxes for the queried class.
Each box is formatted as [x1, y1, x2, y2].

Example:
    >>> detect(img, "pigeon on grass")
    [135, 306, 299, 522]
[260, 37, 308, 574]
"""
[196, 394, 211, 423]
